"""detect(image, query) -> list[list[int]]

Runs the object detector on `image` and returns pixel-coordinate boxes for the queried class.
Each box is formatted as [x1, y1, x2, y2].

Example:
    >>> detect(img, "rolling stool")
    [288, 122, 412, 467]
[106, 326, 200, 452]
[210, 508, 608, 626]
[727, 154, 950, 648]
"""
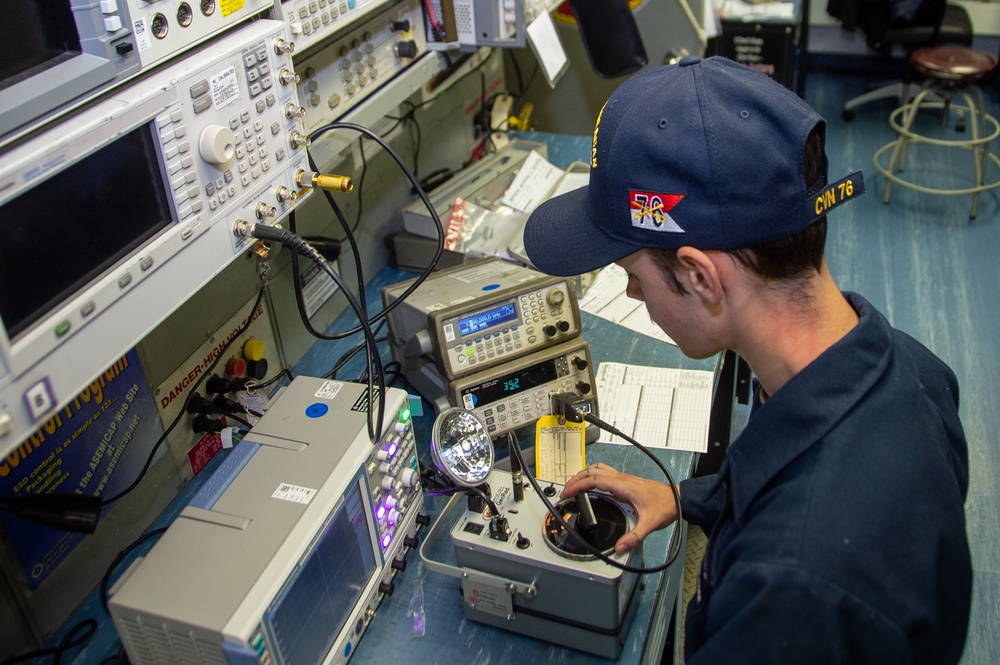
[873, 45, 1000, 218]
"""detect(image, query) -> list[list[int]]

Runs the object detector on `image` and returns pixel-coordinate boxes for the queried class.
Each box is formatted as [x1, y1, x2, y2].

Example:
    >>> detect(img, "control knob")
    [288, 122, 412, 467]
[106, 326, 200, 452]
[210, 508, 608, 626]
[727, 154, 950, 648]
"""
[394, 40, 418, 59]
[572, 356, 588, 370]
[547, 289, 565, 307]
[399, 468, 419, 488]
[199, 125, 236, 165]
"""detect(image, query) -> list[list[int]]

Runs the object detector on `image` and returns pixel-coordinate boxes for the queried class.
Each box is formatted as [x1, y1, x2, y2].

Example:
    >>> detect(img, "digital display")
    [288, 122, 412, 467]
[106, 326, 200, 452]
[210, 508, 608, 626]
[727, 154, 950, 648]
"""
[0, 124, 172, 339]
[266, 480, 377, 665]
[457, 301, 517, 337]
[462, 360, 559, 405]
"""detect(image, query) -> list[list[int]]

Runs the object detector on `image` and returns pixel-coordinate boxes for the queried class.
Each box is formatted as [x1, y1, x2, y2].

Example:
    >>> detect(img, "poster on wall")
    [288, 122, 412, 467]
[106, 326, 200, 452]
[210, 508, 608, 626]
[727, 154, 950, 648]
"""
[0, 349, 163, 588]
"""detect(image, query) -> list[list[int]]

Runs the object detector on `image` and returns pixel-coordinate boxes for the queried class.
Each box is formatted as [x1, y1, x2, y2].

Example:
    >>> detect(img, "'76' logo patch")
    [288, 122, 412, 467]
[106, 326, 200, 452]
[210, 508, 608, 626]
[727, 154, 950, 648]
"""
[629, 191, 685, 233]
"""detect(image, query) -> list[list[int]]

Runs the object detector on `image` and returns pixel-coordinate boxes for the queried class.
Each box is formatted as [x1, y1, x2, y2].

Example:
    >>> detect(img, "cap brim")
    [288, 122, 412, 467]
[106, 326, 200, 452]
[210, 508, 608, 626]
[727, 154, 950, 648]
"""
[523, 187, 641, 276]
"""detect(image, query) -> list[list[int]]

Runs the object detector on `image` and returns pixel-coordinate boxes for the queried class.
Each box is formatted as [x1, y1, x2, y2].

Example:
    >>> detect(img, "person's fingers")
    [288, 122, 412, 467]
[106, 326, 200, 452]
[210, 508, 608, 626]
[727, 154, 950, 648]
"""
[615, 529, 644, 555]
[561, 463, 621, 498]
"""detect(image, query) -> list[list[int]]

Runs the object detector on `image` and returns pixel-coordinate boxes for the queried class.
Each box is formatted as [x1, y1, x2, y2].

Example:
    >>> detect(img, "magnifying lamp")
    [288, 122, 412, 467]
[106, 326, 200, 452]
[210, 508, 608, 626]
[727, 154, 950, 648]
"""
[430, 408, 495, 488]
[430, 408, 510, 540]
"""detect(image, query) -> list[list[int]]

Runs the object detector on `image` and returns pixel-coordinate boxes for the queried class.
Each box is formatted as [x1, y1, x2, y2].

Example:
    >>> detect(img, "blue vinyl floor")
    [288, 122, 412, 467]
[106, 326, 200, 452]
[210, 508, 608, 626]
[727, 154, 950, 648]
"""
[805, 68, 1000, 665]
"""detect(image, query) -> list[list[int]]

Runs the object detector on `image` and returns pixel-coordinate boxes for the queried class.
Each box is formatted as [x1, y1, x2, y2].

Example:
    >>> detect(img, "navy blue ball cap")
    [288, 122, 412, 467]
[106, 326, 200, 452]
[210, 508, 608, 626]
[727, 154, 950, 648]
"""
[524, 56, 865, 276]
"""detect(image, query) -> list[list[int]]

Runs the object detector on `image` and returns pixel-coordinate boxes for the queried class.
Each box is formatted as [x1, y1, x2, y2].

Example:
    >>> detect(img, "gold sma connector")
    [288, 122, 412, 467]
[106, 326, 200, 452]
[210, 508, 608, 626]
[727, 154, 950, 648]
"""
[295, 170, 354, 194]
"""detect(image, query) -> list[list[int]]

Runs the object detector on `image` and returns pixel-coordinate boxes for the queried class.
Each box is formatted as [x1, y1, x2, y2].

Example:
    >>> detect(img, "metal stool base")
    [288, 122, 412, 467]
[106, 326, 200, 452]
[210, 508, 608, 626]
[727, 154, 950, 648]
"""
[873, 85, 1000, 218]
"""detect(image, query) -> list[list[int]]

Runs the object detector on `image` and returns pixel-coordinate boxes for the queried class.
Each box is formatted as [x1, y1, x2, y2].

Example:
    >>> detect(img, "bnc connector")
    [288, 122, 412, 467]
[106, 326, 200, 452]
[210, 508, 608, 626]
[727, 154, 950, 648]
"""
[289, 131, 311, 149]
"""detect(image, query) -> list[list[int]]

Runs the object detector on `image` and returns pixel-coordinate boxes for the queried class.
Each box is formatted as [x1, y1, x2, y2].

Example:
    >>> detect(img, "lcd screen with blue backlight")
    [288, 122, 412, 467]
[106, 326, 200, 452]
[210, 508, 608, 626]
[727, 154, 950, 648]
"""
[265, 479, 377, 664]
[458, 302, 517, 336]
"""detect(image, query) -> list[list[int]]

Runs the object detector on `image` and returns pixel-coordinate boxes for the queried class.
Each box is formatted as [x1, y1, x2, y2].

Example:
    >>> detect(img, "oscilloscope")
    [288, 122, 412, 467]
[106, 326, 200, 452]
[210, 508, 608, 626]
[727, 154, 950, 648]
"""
[109, 378, 426, 665]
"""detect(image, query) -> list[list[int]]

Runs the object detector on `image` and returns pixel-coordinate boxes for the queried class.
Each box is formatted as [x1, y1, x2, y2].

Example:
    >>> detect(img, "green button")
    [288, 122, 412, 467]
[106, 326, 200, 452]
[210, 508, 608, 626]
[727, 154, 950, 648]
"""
[466, 347, 476, 355]
[55, 321, 71, 337]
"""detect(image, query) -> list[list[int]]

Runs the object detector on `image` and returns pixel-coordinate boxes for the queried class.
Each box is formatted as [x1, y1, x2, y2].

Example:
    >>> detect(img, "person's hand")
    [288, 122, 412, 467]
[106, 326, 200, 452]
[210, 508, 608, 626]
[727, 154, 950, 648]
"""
[561, 462, 679, 556]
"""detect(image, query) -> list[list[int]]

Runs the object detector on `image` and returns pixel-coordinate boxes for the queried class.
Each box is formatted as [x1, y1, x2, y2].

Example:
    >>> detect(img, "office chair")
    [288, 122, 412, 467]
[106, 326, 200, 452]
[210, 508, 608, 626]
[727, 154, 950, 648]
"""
[829, 0, 974, 120]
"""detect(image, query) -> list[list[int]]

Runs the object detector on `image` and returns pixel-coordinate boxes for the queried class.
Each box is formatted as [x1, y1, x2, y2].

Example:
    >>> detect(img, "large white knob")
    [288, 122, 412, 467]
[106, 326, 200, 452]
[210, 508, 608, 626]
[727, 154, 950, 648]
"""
[399, 468, 419, 488]
[199, 125, 236, 165]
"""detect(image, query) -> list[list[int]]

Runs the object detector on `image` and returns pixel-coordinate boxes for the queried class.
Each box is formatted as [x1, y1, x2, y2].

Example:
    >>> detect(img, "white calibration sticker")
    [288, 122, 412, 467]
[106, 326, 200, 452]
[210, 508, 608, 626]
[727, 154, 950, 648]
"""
[211, 65, 240, 110]
[273, 483, 316, 504]
[314, 381, 343, 400]
[133, 18, 151, 51]
[443, 323, 455, 342]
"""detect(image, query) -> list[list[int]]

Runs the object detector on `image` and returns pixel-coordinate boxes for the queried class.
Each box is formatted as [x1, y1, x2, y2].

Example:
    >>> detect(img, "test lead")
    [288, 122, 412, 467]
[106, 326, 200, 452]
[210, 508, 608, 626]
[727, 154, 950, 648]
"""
[509, 441, 524, 502]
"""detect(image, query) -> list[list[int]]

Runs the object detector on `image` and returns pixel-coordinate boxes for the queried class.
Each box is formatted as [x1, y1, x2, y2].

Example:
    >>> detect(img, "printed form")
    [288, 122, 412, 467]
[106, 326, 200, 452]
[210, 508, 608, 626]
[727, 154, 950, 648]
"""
[579, 264, 675, 345]
[596, 362, 713, 453]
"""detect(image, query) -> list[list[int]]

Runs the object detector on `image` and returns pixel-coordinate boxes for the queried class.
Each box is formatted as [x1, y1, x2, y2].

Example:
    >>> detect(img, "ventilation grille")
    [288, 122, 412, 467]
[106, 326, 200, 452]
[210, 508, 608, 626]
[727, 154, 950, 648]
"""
[114, 616, 226, 665]
[453, 0, 476, 42]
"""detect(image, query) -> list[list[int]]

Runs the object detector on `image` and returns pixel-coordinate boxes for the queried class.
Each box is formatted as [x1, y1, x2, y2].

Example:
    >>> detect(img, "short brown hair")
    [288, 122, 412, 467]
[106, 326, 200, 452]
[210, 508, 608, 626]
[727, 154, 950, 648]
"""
[649, 125, 827, 294]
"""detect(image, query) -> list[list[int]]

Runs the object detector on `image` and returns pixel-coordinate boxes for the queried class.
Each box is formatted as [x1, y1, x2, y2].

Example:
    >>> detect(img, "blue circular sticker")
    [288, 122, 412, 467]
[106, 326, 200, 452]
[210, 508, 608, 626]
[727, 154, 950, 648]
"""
[482, 284, 500, 291]
[305, 403, 329, 418]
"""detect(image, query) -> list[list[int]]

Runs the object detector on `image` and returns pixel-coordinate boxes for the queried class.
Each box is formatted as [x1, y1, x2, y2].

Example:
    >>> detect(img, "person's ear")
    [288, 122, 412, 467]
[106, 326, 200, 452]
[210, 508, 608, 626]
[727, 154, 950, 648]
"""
[676, 247, 724, 304]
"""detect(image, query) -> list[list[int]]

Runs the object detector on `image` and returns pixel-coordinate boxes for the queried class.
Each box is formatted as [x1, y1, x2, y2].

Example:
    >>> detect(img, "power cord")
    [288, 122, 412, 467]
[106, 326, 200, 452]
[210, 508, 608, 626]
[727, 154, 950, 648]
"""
[246, 224, 386, 443]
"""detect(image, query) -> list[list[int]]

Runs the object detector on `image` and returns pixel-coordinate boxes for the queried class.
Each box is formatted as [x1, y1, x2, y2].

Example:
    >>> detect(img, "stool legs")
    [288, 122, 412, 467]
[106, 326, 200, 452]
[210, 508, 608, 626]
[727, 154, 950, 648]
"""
[881, 88, 933, 205]
[874, 84, 1000, 219]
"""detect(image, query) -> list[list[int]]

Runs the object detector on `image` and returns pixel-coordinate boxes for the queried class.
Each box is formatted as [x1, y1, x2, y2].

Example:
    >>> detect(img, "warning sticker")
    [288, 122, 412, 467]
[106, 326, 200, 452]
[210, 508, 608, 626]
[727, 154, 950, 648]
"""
[220, 0, 247, 17]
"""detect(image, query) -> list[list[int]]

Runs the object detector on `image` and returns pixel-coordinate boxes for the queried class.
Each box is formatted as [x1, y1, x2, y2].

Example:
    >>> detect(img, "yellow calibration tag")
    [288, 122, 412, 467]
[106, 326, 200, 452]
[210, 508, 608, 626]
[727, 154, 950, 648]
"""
[535, 415, 586, 484]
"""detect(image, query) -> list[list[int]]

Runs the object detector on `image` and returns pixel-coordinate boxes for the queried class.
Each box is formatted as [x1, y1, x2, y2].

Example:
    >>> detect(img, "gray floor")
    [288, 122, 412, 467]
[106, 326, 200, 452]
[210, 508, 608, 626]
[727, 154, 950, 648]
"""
[805, 69, 1000, 665]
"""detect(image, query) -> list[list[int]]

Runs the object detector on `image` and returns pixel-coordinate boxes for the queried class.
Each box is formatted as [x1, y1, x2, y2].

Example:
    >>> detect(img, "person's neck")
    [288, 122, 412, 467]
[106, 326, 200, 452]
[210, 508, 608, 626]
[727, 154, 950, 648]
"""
[733, 265, 858, 399]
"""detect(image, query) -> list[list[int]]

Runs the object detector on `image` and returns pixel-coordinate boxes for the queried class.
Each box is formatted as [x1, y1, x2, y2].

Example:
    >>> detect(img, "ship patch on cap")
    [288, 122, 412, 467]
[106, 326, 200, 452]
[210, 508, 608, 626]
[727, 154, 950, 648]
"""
[629, 190, 686, 233]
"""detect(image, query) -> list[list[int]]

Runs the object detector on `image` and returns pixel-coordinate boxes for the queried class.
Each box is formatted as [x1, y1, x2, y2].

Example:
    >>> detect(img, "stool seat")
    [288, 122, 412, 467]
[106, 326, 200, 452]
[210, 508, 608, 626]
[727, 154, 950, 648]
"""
[911, 46, 997, 83]
[873, 47, 1000, 219]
